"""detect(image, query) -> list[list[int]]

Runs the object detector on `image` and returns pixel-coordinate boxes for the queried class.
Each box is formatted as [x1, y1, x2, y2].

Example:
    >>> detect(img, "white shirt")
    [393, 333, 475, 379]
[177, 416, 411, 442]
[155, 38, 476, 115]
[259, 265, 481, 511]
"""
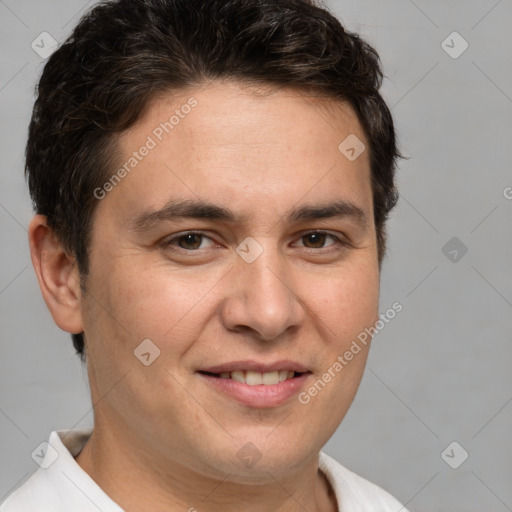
[1, 429, 409, 511]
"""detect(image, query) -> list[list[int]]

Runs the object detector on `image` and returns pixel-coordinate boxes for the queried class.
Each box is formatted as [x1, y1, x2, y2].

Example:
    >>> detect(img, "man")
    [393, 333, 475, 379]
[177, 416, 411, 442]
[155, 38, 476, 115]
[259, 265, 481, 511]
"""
[1, 0, 407, 510]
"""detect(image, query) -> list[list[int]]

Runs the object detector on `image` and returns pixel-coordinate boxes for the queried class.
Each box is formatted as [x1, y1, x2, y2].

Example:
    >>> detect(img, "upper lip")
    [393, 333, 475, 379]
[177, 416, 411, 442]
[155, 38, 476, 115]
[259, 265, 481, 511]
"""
[198, 360, 310, 374]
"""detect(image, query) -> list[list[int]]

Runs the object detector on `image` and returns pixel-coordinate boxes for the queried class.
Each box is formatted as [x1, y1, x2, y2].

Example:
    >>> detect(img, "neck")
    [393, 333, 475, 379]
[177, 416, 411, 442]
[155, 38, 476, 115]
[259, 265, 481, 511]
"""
[75, 424, 337, 512]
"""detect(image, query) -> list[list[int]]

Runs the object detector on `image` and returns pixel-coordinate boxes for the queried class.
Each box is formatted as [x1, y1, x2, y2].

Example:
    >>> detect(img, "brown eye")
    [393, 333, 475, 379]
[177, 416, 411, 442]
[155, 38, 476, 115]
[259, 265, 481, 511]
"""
[302, 232, 328, 248]
[177, 233, 204, 250]
[161, 231, 220, 262]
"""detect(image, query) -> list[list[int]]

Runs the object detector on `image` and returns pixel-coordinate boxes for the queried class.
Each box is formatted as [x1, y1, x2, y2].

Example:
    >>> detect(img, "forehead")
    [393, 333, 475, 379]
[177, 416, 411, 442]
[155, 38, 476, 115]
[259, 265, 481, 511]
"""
[138, 80, 365, 152]
[95, 80, 372, 229]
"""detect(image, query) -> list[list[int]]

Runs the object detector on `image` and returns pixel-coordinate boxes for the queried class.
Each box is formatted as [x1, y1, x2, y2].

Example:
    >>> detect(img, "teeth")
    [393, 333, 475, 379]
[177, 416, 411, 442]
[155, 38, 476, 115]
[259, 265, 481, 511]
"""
[231, 371, 245, 383]
[245, 371, 263, 385]
[262, 371, 280, 385]
[218, 370, 298, 385]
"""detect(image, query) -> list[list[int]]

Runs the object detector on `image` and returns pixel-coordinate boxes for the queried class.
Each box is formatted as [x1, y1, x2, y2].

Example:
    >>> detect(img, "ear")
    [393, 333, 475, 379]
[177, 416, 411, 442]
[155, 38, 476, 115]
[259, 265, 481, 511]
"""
[28, 215, 84, 334]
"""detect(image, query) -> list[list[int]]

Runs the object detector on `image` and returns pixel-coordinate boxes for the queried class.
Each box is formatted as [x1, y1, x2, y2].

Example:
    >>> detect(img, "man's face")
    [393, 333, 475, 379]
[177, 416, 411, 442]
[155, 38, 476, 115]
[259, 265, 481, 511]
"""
[81, 80, 379, 479]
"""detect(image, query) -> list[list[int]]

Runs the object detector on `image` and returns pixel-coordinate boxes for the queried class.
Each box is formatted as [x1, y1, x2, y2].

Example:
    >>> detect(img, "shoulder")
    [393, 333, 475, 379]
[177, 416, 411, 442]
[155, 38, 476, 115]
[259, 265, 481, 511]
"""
[319, 452, 409, 512]
[0, 467, 59, 511]
[0, 429, 123, 512]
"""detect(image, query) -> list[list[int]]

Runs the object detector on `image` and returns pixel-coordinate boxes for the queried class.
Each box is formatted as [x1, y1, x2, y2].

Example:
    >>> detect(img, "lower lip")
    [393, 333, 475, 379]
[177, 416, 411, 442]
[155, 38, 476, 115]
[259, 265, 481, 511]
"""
[198, 372, 311, 408]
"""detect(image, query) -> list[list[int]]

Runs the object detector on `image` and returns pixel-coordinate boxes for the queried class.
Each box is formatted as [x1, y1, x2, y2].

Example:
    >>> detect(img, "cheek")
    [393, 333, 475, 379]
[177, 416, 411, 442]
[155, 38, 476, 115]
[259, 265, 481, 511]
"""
[80, 261, 215, 414]
[298, 266, 378, 432]
[309, 262, 380, 344]
[85, 258, 225, 356]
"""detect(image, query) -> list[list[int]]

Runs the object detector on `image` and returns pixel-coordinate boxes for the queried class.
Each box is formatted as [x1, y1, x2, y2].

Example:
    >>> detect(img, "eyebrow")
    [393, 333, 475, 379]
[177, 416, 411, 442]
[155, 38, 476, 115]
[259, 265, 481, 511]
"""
[130, 198, 367, 232]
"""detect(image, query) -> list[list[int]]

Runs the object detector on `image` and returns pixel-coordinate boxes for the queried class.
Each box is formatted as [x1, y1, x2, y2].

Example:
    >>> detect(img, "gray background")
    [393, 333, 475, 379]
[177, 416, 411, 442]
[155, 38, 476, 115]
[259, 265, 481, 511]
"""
[1, 1, 511, 510]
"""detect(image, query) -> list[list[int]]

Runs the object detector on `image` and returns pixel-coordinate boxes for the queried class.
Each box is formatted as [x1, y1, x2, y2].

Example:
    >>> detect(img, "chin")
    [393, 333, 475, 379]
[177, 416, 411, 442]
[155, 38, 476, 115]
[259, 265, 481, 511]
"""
[195, 427, 324, 482]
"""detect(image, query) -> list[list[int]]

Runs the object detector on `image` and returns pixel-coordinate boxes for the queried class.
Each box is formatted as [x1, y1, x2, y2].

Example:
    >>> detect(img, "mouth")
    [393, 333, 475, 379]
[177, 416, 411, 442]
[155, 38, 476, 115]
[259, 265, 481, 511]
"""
[198, 370, 303, 386]
[196, 362, 311, 407]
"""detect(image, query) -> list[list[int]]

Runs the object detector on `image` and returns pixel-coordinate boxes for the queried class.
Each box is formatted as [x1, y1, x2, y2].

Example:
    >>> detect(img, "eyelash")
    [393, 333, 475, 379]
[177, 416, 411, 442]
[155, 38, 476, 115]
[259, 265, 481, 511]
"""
[162, 230, 349, 253]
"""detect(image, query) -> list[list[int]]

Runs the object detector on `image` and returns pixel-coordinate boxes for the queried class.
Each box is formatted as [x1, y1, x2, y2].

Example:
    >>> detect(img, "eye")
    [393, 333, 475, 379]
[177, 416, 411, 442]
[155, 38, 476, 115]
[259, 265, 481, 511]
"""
[165, 232, 216, 251]
[294, 231, 343, 249]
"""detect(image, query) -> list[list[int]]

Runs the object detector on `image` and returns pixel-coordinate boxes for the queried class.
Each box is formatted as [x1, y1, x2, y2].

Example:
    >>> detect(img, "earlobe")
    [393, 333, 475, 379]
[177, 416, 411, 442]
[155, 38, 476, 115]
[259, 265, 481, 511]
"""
[28, 214, 84, 334]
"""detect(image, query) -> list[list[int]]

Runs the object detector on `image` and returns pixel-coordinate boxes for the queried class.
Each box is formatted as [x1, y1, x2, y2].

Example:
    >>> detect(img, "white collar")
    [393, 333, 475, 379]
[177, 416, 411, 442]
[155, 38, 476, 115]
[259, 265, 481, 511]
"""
[1, 429, 407, 512]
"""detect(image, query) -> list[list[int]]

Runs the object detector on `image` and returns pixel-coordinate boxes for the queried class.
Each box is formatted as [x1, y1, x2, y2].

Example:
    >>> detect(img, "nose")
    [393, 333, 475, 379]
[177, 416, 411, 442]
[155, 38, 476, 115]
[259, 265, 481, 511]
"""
[219, 246, 306, 342]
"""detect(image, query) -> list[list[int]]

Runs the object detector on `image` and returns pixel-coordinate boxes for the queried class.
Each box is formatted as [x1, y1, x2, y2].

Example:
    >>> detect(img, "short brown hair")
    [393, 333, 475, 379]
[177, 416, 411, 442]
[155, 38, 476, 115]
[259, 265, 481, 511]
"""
[25, 0, 401, 359]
